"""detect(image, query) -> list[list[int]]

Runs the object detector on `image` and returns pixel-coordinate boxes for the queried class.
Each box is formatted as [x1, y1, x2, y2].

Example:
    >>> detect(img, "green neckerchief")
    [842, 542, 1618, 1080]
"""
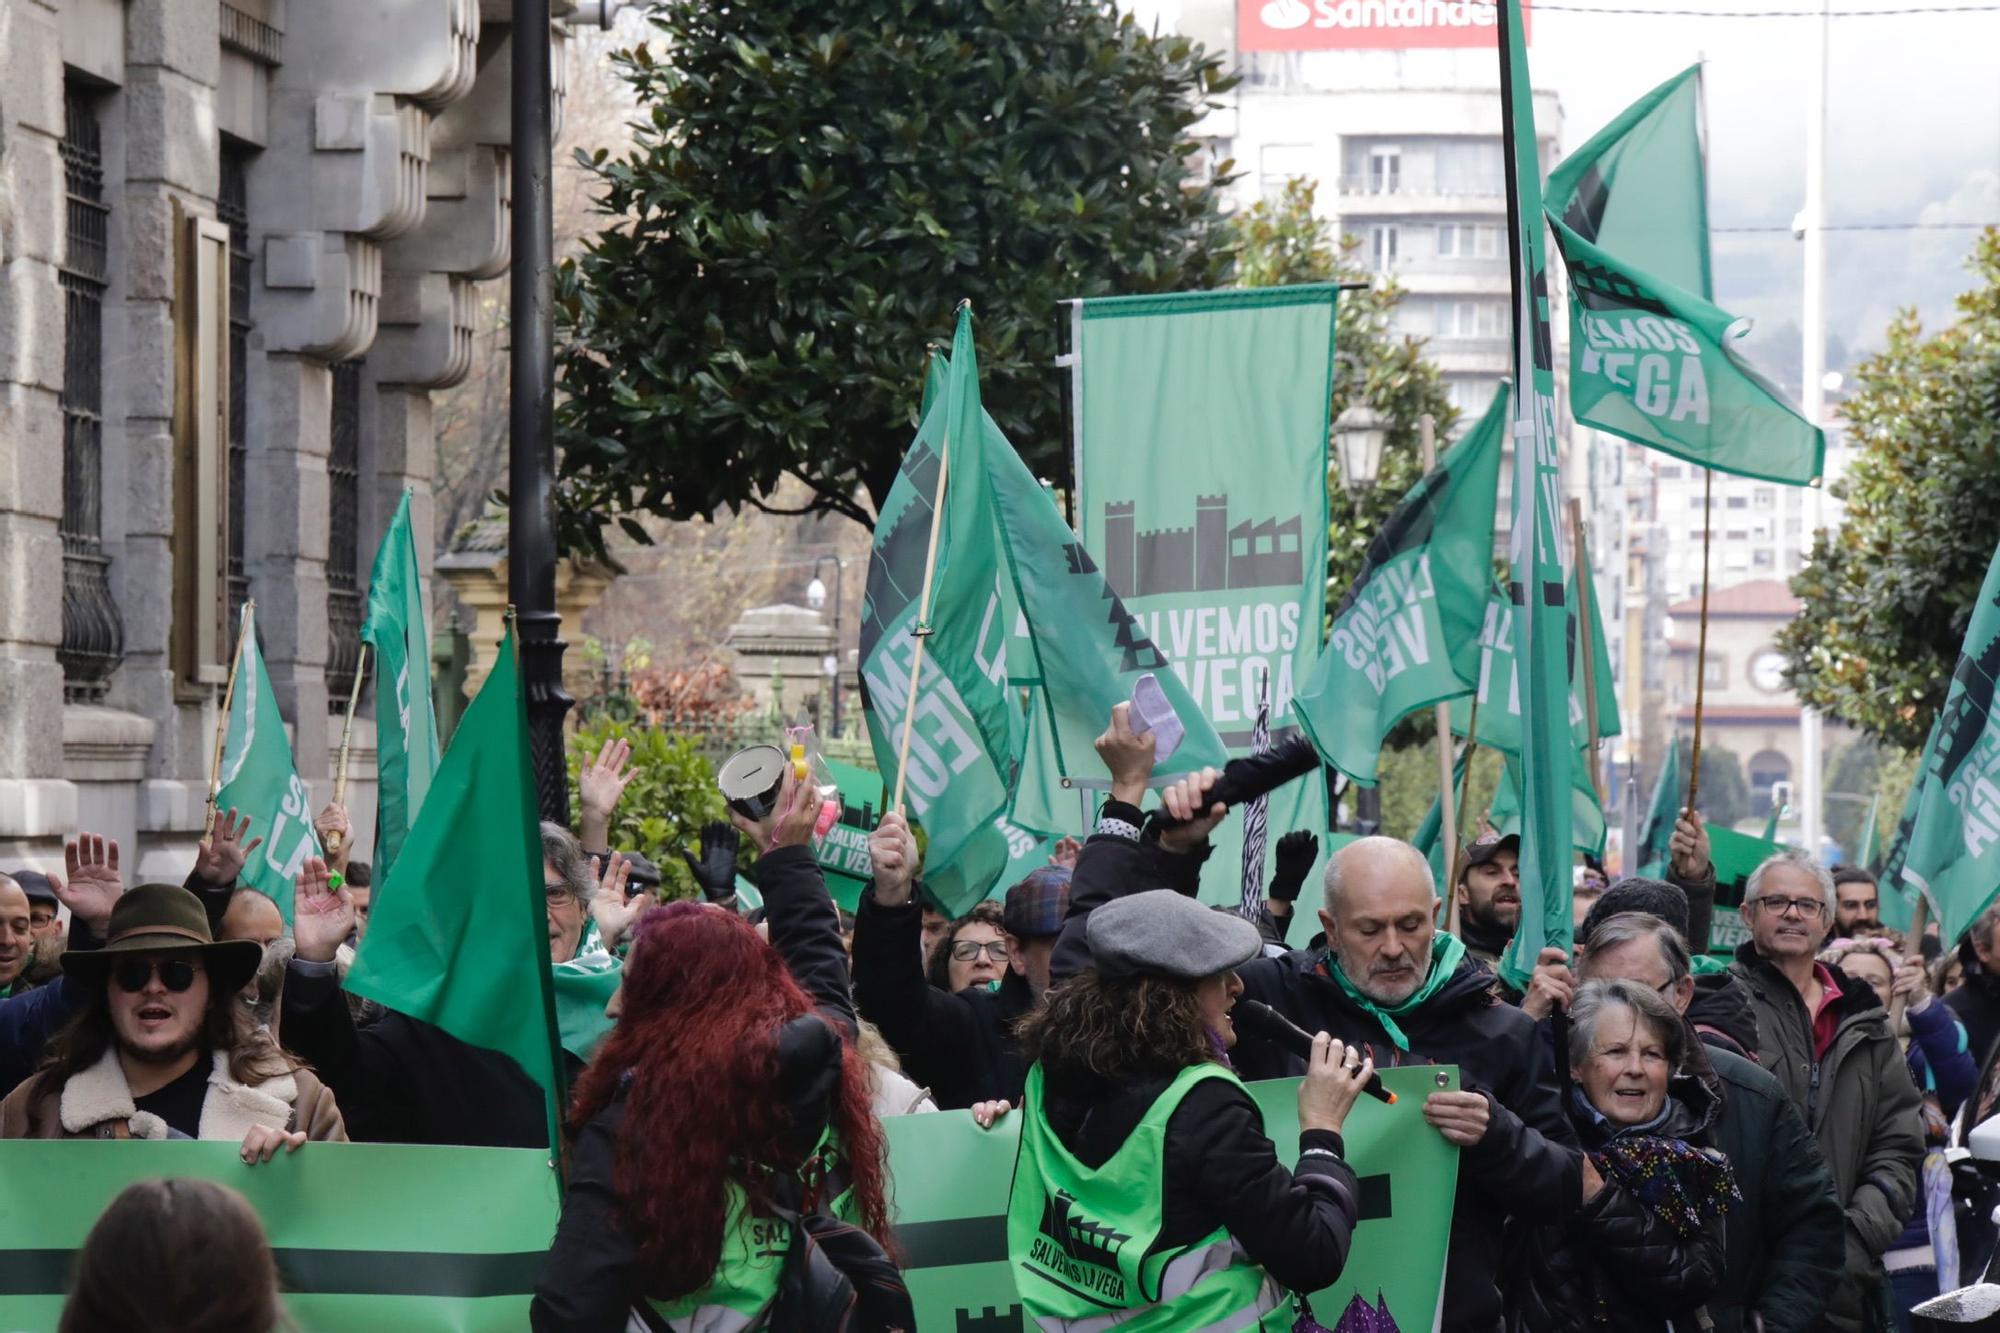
[1321, 932, 1468, 1052]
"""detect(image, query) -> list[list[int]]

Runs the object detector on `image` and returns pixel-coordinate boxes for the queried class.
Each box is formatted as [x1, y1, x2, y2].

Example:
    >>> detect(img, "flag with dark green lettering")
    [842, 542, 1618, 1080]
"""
[360, 488, 439, 884]
[214, 603, 323, 923]
[1294, 384, 1506, 784]
[1896, 537, 2000, 947]
[1544, 64, 1823, 485]
[1497, 0, 1575, 991]
[858, 311, 1024, 910]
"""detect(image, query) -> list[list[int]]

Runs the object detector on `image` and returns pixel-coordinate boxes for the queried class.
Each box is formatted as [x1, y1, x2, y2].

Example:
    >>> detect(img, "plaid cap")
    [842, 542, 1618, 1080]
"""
[1003, 867, 1071, 940]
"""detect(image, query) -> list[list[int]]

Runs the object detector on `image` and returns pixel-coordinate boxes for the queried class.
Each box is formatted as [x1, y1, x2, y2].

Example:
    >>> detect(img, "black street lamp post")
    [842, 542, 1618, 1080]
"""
[510, 0, 574, 823]
[807, 556, 845, 738]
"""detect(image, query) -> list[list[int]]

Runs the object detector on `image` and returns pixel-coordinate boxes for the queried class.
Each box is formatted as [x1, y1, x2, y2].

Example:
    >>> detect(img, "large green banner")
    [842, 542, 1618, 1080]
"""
[883, 1065, 1459, 1331]
[0, 1142, 560, 1331]
[2, 1070, 1456, 1331]
[1075, 287, 1338, 902]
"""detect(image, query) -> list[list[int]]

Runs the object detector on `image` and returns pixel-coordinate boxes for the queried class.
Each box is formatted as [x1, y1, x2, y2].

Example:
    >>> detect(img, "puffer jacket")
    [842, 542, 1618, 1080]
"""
[1730, 944, 1925, 1333]
[1503, 1073, 1731, 1332]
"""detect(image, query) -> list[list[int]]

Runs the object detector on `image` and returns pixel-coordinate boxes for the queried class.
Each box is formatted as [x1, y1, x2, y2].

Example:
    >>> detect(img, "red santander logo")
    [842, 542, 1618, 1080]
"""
[1237, 0, 1529, 50]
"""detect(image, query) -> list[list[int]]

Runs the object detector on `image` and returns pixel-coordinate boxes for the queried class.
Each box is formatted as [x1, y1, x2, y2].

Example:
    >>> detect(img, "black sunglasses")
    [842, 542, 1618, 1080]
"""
[112, 958, 202, 994]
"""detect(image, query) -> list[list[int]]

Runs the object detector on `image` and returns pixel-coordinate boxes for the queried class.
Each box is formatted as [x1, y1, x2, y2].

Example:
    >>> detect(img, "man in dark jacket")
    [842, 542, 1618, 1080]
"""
[1730, 849, 1924, 1333]
[1234, 835, 1581, 1333]
[853, 704, 1210, 1109]
[0, 837, 120, 1098]
[1576, 911, 1845, 1333]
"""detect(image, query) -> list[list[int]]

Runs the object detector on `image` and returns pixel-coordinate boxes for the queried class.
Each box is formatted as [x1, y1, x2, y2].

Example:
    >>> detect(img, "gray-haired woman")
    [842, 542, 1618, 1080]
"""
[1504, 979, 1739, 1332]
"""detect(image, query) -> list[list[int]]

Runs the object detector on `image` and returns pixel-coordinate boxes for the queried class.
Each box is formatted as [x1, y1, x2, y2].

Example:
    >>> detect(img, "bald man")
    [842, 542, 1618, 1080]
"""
[1233, 835, 1581, 1333]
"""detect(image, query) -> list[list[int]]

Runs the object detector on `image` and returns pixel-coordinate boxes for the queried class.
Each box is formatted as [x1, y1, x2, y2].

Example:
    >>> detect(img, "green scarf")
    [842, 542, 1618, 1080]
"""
[1322, 932, 1468, 1052]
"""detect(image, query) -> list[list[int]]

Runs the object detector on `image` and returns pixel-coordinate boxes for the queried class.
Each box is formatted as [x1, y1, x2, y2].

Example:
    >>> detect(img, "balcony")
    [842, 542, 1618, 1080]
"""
[1335, 172, 1506, 217]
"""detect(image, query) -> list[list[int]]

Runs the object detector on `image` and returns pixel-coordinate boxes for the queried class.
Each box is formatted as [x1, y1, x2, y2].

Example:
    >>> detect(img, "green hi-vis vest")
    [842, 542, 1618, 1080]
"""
[647, 1134, 858, 1332]
[1008, 1062, 1292, 1333]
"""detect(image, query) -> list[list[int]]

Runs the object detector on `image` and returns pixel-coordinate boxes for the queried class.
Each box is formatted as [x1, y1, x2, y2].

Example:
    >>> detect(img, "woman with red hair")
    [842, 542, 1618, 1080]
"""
[531, 774, 910, 1332]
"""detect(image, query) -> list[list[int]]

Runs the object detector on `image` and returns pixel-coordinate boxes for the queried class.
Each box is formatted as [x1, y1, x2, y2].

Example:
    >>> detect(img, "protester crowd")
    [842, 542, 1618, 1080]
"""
[0, 702, 1983, 1332]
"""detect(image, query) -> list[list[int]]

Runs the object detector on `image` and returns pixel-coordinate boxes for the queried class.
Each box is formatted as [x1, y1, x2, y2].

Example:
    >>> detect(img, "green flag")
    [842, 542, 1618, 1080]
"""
[1760, 800, 1788, 844]
[1856, 790, 1882, 871]
[1544, 65, 1824, 485]
[1294, 385, 1507, 784]
[1496, 0, 1574, 991]
[360, 488, 439, 884]
[1487, 750, 1607, 860]
[345, 623, 565, 1149]
[1896, 537, 2000, 947]
[1636, 740, 1682, 878]
[214, 603, 324, 923]
[858, 310, 1024, 912]
[1452, 563, 1623, 759]
[1875, 722, 1936, 933]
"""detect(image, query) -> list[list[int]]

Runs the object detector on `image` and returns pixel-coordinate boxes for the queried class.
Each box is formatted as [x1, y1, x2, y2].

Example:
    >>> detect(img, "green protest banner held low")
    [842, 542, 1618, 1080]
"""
[214, 602, 323, 923]
[1075, 285, 1338, 905]
[0, 1142, 560, 1331]
[882, 1065, 1459, 1332]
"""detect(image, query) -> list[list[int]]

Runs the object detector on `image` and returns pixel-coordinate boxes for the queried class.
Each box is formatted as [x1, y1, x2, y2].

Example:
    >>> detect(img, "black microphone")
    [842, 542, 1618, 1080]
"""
[1234, 1000, 1396, 1104]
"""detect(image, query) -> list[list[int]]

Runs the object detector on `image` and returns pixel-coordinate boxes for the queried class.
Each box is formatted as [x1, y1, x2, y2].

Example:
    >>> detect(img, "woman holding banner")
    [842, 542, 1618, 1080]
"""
[1005, 870, 1373, 1331]
[530, 771, 910, 1332]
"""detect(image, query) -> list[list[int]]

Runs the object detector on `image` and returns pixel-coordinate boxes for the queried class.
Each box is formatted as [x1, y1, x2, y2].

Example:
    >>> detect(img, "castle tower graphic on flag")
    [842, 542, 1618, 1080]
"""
[1103, 495, 1303, 598]
[1038, 1190, 1131, 1267]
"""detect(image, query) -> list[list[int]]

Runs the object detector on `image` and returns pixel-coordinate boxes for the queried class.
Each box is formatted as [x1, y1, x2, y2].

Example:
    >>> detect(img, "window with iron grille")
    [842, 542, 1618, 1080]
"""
[326, 360, 364, 705]
[59, 80, 124, 699]
[219, 144, 254, 633]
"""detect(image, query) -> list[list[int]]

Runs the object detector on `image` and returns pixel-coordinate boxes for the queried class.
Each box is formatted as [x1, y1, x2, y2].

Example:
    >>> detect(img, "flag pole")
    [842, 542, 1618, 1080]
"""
[893, 302, 968, 814]
[1569, 499, 1605, 804]
[206, 601, 253, 839]
[1447, 696, 1480, 936]
[328, 642, 371, 856]
[1423, 414, 1462, 896]
[1685, 469, 1715, 813]
[1890, 895, 1930, 1027]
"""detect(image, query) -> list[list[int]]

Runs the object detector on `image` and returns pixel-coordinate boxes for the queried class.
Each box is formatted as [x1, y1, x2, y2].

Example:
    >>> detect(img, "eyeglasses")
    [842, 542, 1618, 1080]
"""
[112, 958, 202, 994]
[545, 884, 578, 909]
[951, 939, 1010, 963]
[1752, 895, 1827, 921]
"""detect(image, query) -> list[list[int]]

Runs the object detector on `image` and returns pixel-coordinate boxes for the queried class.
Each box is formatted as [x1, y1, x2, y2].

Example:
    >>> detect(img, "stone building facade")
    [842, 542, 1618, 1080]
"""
[0, 0, 571, 878]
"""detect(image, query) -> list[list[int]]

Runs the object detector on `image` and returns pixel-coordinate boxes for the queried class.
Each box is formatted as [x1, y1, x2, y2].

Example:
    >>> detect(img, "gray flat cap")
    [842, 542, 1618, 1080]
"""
[1087, 890, 1263, 981]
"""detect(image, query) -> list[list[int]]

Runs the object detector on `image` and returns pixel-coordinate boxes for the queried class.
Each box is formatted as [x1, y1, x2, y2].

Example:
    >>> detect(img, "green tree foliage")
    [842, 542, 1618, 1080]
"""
[1780, 230, 2000, 750]
[552, 0, 1234, 554]
[1376, 742, 1505, 842]
[1228, 179, 1460, 609]
[568, 718, 727, 898]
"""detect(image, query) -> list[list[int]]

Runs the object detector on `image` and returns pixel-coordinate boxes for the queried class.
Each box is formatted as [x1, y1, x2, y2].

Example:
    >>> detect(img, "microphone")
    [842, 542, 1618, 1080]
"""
[1234, 1000, 1396, 1105]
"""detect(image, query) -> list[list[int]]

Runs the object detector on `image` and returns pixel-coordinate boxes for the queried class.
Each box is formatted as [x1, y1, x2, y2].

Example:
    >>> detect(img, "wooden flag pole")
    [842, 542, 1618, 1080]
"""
[1447, 696, 1480, 936]
[892, 305, 967, 813]
[1890, 895, 1931, 1028]
[328, 641, 371, 855]
[1686, 469, 1715, 814]
[1423, 414, 1463, 897]
[1569, 498, 1605, 804]
[206, 600, 253, 839]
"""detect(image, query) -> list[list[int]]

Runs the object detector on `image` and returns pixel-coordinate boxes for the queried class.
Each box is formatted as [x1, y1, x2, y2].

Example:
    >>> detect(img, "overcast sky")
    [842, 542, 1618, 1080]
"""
[1129, 0, 2000, 383]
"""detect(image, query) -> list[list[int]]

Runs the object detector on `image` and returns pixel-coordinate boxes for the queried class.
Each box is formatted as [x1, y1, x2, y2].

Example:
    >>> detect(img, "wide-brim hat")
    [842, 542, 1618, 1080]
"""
[1086, 889, 1262, 982]
[62, 883, 264, 995]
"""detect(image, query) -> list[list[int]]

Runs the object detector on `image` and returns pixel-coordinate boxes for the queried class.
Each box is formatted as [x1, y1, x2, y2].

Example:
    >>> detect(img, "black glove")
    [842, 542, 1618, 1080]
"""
[1269, 830, 1319, 904]
[680, 821, 741, 903]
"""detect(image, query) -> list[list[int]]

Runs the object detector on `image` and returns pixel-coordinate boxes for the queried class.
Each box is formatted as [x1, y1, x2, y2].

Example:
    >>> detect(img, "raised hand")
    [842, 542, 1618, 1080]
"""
[679, 821, 741, 904]
[1269, 830, 1320, 903]
[589, 852, 649, 951]
[578, 736, 638, 849]
[1157, 768, 1226, 855]
[1094, 703, 1157, 807]
[1519, 946, 1575, 1022]
[193, 808, 264, 887]
[1668, 808, 1711, 881]
[59, 834, 124, 932]
[1048, 836, 1083, 870]
[292, 856, 355, 963]
[312, 802, 351, 873]
[868, 811, 919, 906]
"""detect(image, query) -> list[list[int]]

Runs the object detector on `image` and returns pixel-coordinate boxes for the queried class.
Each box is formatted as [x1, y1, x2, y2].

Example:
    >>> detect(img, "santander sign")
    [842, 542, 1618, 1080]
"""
[1238, 0, 1530, 50]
